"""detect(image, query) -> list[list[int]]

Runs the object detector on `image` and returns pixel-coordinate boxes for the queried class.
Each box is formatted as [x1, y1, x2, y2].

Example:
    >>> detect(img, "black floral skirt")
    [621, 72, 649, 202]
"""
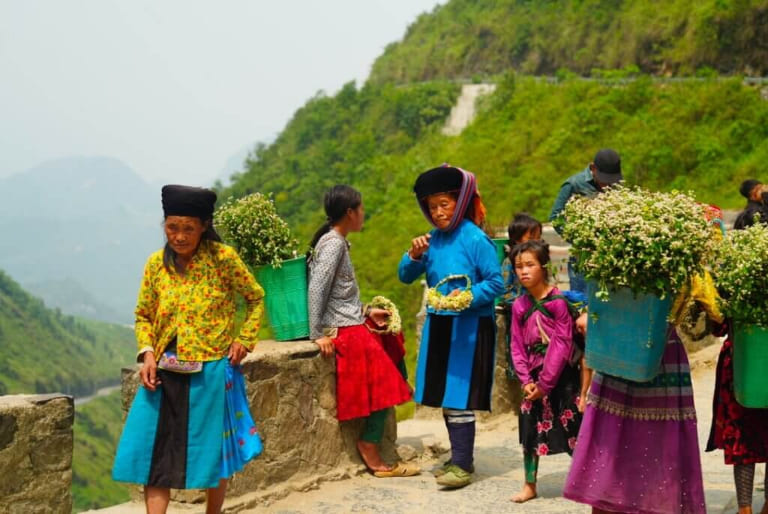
[519, 364, 582, 456]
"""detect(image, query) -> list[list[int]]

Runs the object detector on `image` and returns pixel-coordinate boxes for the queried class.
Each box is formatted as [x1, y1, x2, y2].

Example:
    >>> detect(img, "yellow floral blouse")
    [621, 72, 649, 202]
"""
[135, 241, 265, 361]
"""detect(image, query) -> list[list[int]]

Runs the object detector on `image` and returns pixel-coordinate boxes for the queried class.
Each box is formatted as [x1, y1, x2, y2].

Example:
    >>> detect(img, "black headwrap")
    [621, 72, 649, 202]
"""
[161, 185, 217, 220]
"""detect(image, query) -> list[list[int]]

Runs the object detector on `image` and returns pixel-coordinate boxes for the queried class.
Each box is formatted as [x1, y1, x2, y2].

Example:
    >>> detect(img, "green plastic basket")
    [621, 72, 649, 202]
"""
[492, 237, 509, 264]
[733, 324, 768, 408]
[256, 256, 309, 341]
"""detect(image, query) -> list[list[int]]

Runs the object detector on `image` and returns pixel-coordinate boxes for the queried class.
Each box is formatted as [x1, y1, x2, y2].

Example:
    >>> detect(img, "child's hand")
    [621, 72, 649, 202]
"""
[526, 384, 544, 401]
[522, 383, 536, 398]
[408, 234, 431, 259]
[578, 392, 588, 413]
[576, 312, 588, 335]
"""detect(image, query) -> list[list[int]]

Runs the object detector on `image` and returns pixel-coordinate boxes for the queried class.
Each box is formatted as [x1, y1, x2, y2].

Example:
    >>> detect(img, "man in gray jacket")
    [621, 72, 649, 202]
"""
[549, 149, 622, 293]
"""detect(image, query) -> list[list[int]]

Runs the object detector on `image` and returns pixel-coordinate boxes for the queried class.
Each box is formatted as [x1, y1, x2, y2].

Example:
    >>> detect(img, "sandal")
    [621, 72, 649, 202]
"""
[373, 461, 421, 478]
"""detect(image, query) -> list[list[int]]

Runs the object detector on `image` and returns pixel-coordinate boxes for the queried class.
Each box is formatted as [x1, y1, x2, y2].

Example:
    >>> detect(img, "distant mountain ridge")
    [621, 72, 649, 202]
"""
[0, 156, 161, 323]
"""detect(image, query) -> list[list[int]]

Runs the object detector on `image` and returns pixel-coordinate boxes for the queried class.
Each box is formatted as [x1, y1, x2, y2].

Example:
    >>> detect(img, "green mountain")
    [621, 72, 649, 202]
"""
[221, 1, 768, 371]
[0, 269, 135, 396]
[369, 0, 768, 84]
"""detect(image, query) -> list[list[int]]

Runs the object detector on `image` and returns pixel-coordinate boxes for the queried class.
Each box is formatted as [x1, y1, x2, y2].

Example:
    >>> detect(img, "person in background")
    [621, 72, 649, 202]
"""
[733, 179, 768, 230]
[549, 149, 623, 294]
[112, 185, 264, 514]
[708, 198, 768, 514]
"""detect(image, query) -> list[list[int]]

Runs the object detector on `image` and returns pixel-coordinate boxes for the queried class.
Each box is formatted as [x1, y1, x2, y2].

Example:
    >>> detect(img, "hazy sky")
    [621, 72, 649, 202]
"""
[0, 0, 443, 185]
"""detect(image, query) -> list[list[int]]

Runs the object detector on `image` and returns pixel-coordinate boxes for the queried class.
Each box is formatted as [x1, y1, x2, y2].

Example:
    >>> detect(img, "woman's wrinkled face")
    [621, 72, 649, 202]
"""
[164, 216, 206, 259]
[427, 193, 457, 230]
[514, 250, 545, 288]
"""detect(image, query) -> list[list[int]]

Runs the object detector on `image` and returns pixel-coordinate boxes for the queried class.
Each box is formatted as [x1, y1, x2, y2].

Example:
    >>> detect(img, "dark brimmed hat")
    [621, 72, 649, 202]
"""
[161, 185, 217, 220]
[413, 166, 463, 199]
[740, 179, 762, 199]
[592, 149, 622, 185]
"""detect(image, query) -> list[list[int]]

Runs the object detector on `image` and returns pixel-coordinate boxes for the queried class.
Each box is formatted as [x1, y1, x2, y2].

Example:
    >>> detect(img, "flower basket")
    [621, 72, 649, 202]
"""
[585, 283, 672, 382]
[712, 224, 768, 406]
[214, 193, 307, 341]
[559, 186, 713, 300]
[256, 256, 309, 341]
[732, 325, 768, 408]
[426, 274, 473, 314]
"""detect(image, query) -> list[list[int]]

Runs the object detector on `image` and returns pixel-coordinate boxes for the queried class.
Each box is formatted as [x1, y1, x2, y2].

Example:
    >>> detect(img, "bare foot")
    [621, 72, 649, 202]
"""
[737, 506, 753, 514]
[356, 440, 391, 473]
[511, 482, 537, 503]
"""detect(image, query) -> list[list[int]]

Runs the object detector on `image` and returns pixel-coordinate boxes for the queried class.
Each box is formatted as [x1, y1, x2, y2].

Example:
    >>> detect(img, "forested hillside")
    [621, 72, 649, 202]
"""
[369, 0, 768, 84]
[0, 270, 135, 396]
[221, 74, 768, 354]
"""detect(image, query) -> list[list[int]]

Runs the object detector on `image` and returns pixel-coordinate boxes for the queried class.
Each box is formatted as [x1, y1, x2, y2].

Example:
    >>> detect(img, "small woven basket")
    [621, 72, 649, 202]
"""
[427, 274, 474, 312]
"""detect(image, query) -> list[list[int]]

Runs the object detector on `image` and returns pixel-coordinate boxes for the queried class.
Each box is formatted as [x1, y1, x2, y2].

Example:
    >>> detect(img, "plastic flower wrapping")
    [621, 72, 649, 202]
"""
[712, 222, 768, 327]
[367, 295, 402, 334]
[214, 193, 299, 268]
[558, 186, 715, 300]
[426, 274, 474, 312]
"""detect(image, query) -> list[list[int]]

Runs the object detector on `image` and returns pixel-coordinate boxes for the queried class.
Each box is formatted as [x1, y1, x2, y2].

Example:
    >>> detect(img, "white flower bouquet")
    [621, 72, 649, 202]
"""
[559, 186, 714, 300]
[214, 193, 299, 268]
[427, 274, 474, 311]
[712, 222, 768, 327]
[367, 296, 403, 334]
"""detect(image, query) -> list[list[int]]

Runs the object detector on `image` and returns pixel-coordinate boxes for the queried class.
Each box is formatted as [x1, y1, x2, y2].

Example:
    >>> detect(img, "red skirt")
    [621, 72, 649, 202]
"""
[333, 324, 411, 421]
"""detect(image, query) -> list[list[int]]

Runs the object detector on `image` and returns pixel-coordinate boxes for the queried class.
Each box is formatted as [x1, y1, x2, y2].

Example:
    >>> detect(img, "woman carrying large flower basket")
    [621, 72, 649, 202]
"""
[559, 187, 711, 513]
[398, 165, 503, 489]
[708, 222, 768, 514]
[307, 185, 417, 478]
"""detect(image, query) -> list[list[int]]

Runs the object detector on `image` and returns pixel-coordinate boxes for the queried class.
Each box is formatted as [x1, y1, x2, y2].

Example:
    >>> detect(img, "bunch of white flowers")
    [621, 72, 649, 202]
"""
[712, 222, 768, 327]
[214, 193, 299, 268]
[559, 186, 714, 300]
[427, 274, 474, 312]
[368, 296, 402, 335]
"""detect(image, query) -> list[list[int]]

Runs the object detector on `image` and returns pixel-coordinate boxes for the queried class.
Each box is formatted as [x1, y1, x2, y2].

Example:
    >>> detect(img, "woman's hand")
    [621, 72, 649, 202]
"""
[140, 352, 161, 392]
[368, 307, 390, 327]
[228, 341, 248, 366]
[447, 289, 462, 297]
[408, 234, 431, 260]
[315, 336, 335, 357]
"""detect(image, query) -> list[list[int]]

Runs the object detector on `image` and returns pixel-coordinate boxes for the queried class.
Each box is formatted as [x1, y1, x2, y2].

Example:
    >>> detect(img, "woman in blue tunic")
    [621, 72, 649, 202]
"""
[399, 165, 503, 488]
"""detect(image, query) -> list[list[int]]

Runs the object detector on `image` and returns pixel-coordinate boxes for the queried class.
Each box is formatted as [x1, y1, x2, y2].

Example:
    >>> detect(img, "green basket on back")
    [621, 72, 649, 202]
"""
[256, 255, 309, 341]
[733, 324, 768, 408]
[585, 283, 672, 382]
[492, 238, 509, 264]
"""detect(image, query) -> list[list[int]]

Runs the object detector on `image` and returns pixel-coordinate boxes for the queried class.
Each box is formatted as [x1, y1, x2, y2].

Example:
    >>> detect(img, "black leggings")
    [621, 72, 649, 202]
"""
[734, 463, 768, 507]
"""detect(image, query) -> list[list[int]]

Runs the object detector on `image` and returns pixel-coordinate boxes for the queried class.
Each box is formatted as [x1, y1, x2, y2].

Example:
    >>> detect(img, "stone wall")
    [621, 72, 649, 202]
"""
[120, 341, 397, 507]
[0, 394, 74, 514]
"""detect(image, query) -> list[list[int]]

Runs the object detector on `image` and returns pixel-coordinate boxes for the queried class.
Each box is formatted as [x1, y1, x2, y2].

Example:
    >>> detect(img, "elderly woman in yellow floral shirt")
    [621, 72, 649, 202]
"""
[113, 185, 265, 514]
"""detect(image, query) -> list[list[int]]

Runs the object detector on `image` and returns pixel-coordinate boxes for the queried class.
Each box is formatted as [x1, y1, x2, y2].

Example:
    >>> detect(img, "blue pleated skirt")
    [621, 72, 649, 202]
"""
[112, 359, 262, 489]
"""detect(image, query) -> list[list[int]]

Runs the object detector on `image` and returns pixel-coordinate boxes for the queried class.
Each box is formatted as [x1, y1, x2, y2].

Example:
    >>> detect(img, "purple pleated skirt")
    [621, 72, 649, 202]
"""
[563, 327, 705, 514]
